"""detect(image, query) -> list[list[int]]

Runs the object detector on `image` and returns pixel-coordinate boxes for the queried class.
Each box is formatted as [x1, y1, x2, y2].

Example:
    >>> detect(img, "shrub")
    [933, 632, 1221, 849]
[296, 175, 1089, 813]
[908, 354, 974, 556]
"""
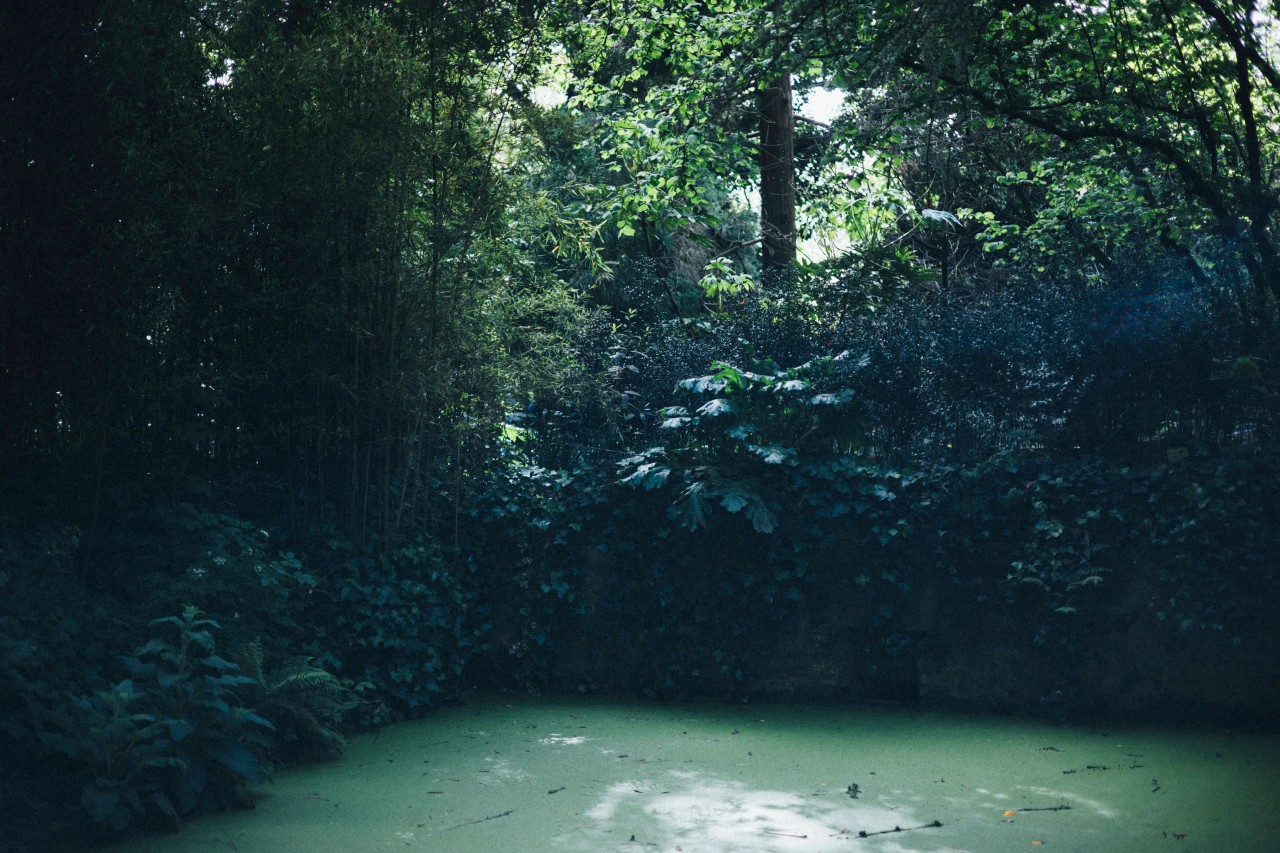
[37, 607, 274, 837]
[295, 539, 478, 725]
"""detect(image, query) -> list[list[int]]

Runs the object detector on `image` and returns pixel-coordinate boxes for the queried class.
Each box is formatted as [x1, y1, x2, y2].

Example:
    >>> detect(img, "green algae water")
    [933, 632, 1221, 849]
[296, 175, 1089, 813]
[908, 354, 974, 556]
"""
[108, 697, 1280, 853]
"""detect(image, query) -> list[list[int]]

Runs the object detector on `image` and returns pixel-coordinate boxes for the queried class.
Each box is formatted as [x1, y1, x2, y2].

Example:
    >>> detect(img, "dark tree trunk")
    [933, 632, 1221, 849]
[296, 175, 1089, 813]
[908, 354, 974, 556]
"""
[759, 71, 797, 274]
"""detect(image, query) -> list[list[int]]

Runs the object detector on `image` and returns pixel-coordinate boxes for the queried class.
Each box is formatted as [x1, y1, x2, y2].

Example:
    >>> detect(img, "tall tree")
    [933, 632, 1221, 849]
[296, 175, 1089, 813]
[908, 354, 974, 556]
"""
[759, 71, 798, 273]
[565, 0, 810, 294]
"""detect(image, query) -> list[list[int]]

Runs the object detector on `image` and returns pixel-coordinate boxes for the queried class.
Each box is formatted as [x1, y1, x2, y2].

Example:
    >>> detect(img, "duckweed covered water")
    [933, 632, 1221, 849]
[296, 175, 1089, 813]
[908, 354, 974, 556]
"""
[110, 696, 1280, 853]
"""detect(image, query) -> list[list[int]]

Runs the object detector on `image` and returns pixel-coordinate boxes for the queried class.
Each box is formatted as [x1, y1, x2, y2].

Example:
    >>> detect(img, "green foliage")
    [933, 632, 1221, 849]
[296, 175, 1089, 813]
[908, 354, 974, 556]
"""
[961, 151, 1189, 277]
[147, 504, 313, 647]
[0, 511, 355, 847]
[566, 0, 764, 234]
[237, 641, 355, 760]
[830, 0, 1280, 307]
[622, 352, 866, 532]
[294, 540, 478, 725]
[804, 241, 937, 318]
[40, 607, 273, 836]
[2, 0, 590, 549]
[563, 254, 1278, 702]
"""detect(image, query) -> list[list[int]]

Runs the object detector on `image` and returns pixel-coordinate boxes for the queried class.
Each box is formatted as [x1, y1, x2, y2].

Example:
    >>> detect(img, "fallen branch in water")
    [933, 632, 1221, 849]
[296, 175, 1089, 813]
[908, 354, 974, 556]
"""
[444, 809, 515, 830]
[857, 820, 943, 838]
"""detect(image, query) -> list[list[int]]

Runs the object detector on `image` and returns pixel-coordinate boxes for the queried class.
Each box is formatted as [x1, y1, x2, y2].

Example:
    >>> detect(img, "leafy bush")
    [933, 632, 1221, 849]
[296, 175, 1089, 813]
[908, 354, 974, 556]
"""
[237, 641, 355, 760]
[587, 264, 1275, 470]
[294, 539, 478, 725]
[39, 607, 274, 836]
[622, 352, 868, 533]
[139, 504, 315, 654]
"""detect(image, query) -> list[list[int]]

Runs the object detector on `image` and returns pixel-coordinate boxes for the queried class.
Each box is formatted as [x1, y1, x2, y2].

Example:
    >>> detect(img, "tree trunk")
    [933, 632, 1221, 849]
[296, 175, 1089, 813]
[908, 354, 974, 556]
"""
[759, 71, 797, 275]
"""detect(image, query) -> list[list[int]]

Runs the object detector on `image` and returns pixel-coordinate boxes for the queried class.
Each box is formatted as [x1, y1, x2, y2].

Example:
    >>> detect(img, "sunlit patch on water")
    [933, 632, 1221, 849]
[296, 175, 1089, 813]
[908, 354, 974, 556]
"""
[539, 734, 590, 745]
[1019, 785, 1119, 818]
[478, 756, 529, 782]
[557, 770, 942, 853]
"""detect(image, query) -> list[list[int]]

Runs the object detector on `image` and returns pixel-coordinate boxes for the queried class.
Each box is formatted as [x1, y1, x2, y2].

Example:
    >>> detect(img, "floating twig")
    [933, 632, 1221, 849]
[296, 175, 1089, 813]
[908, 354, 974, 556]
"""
[444, 809, 515, 830]
[856, 820, 943, 838]
[1064, 762, 1143, 774]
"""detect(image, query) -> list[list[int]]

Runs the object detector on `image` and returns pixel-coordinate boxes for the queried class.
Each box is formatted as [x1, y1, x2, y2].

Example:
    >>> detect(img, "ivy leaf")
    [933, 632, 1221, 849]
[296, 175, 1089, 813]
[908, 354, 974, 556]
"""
[748, 502, 777, 533]
[679, 482, 709, 529]
[678, 374, 726, 393]
[810, 390, 854, 406]
[719, 486, 751, 512]
[132, 638, 170, 656]
[697, 398, 734, 416]
[643, 467, 671, 489]
[747, 444, 795, 464]
[237, 710, 277, 731]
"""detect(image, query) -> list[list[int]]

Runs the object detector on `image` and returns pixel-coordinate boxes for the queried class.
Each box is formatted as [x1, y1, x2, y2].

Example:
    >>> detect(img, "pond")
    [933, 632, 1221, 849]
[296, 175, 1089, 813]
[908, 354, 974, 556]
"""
[108, 696, 1280, 852]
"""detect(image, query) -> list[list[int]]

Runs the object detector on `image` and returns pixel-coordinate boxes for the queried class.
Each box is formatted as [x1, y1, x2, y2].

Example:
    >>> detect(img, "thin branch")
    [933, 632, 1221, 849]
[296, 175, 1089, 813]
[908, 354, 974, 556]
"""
[796, 114, 832, 130]
[902, 60, 1237, 225]
[711, 236, 764, 260]
[1192, 0, 1280, 94]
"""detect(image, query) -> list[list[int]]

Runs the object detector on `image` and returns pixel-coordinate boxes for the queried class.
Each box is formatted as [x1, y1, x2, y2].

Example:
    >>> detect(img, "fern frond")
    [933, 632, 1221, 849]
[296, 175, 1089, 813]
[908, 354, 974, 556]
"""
[238, 640, 266, 683]
[270, 666, 344, 696]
